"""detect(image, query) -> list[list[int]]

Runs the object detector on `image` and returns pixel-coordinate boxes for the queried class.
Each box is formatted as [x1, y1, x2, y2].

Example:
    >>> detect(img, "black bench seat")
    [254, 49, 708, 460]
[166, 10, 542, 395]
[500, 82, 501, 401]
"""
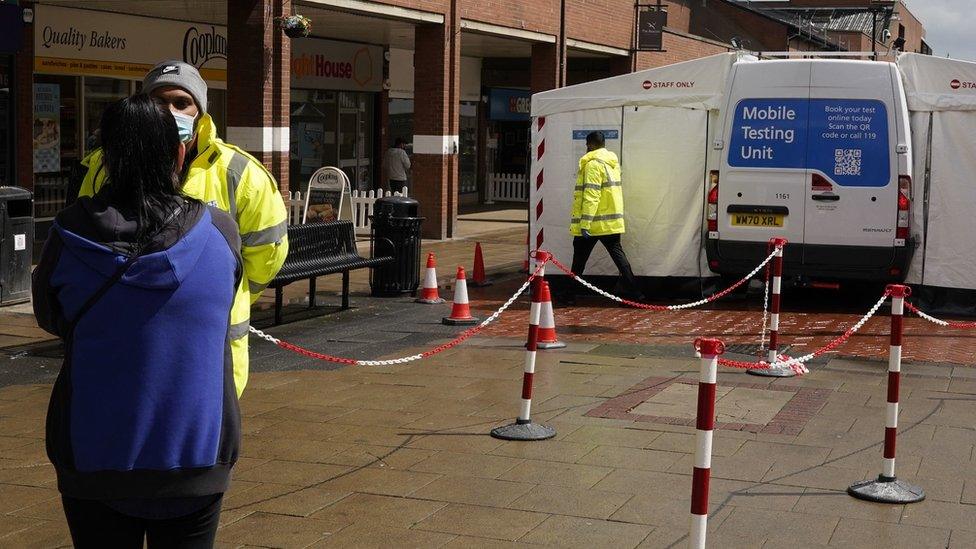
[268, 221, 392, 325]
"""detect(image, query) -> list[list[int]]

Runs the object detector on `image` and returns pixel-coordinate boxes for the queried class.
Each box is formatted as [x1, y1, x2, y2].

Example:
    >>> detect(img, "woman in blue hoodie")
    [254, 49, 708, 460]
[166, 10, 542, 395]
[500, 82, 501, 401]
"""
[33, 94, 242, 548]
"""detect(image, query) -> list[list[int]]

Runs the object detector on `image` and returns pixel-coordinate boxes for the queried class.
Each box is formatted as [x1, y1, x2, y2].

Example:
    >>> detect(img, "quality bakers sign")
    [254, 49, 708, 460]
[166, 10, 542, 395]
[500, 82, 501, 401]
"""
[35, 5, 227, 84]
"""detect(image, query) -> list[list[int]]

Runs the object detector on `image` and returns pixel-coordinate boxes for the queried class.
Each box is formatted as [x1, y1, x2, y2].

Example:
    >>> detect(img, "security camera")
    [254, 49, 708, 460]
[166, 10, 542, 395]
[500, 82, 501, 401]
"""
[731, 37, 742, 49]
[882, 29, 892, 43]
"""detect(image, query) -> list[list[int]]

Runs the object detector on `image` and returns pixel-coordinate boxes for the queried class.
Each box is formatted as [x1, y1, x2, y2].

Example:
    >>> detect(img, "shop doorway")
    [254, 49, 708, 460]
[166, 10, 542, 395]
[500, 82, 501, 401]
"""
[291, 89, 374, 193]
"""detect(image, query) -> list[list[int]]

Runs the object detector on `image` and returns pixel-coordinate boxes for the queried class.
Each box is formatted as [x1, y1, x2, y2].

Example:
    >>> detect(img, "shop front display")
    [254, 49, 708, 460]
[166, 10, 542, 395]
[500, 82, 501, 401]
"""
[31, 5, 227, 222]
[290, 38, 382, 193]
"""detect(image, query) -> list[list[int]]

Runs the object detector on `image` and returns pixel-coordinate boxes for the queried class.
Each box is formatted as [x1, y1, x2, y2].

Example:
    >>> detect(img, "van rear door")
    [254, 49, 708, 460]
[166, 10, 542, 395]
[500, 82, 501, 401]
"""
[720, 61, 811, 247]
[803, 61, 898, 264]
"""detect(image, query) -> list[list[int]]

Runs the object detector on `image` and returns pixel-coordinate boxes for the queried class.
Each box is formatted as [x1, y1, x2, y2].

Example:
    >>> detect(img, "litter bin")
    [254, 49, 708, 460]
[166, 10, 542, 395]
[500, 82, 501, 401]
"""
[370, 196, 424, 296]
[0, 187, 33, 306]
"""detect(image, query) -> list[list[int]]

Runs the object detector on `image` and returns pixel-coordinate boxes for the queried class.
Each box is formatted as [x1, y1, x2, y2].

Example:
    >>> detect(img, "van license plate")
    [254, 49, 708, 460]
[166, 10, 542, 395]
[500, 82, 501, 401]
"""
[730, 214, 784, 227]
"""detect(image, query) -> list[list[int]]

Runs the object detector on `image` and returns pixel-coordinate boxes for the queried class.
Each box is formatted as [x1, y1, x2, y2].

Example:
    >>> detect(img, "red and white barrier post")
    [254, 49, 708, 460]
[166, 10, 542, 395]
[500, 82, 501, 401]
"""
[491, 252, 556, 441]
[848, 284, 925, 504]
[750, 237, 792, 378]
[690, 338, 725, 549]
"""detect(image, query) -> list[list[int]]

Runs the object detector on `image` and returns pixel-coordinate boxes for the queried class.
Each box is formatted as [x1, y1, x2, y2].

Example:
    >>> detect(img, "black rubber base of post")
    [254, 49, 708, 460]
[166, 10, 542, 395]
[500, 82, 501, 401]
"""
[848, 476, 925, 504]
[442, 316, 479, 326]
[536, 341, 567, 350]
[490, 422, 557, 441]
[416, 297, 445, 304]
[747, 366, 796, 378]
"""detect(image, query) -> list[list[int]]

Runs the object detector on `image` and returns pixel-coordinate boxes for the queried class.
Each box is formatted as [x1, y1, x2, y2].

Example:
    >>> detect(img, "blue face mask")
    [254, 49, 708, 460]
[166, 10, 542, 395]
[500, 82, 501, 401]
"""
[172, 111, 197, 143]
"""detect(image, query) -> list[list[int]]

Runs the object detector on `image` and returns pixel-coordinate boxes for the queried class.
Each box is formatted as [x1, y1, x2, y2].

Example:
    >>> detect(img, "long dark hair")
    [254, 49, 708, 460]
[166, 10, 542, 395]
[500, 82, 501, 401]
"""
[98, 94, 185, 245]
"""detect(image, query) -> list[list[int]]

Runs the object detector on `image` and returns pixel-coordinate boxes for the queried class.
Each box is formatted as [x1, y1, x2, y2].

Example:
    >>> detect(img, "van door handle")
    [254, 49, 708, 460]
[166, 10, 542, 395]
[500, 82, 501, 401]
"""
[811, 194, 840, 202]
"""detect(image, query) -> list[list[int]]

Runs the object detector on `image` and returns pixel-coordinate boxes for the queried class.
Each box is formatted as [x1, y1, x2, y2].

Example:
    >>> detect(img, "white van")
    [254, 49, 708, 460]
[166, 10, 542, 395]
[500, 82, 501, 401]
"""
[705, 59, 915, 283]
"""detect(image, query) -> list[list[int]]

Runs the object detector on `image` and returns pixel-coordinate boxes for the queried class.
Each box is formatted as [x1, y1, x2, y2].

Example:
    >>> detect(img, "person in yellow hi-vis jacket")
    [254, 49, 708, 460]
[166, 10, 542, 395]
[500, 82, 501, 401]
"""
[73, 61, 288, 397]
[566, 131, 644, 305]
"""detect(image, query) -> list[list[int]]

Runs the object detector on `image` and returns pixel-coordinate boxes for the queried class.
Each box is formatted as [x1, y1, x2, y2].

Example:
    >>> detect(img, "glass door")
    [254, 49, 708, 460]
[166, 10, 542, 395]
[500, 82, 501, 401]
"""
[338, 91, 373, 191]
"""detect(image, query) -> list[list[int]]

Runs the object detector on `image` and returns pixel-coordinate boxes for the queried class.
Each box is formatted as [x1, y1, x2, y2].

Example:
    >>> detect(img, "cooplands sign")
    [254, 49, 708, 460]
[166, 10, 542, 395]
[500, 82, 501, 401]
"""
[34, 5, 227, 84]
[291, 38, 383, 92]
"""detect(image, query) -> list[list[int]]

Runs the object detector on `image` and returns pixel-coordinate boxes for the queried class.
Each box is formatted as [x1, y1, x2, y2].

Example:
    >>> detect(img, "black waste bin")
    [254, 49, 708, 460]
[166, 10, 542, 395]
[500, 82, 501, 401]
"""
[370, 196, 424, 296]
[0, 187, 33, 306]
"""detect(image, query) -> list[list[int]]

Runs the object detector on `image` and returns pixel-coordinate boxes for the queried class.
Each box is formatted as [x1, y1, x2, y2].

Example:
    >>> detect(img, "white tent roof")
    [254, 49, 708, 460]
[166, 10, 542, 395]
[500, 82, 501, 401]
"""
[531, 52, 743, 117]
[898, 52, 976, 112]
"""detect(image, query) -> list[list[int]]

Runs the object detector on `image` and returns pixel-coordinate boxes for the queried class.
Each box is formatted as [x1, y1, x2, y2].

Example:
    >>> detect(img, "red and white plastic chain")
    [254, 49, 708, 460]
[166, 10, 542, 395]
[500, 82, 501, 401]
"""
[716, 288, 893, 373]
[546, 246, 781, 311]
[249, 257, 552, 366]
[904, 302, 976, 329]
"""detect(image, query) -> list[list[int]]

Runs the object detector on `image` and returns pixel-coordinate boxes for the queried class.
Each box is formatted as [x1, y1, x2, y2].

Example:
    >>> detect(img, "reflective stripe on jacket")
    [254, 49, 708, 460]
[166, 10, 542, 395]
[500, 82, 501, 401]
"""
[570, 148, 625, 236]
[77, 113, 289, 397]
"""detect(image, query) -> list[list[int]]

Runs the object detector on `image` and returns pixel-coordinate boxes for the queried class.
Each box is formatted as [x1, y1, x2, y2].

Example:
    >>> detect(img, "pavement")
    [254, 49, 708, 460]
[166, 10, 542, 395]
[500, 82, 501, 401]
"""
[2, 204, 976, 548]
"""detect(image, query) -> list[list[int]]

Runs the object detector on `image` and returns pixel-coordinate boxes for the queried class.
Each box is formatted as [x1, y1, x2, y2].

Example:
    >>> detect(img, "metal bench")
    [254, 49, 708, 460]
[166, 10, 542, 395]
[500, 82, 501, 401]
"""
[268, 221, 392, 325]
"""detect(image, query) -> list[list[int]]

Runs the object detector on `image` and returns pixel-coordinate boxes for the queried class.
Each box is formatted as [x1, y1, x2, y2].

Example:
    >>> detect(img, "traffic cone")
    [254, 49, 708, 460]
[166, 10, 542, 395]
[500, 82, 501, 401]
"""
[442, 266, 480, 325]
[416, 253, 445, 304]
[470, 242, 492, 287]
[536, 280, 566, 350]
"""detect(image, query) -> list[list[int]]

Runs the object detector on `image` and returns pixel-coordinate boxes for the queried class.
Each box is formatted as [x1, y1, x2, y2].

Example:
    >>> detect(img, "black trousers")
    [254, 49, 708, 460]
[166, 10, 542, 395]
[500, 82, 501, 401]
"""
[570, 234, 642, 297]
[62, 495, 223, 549]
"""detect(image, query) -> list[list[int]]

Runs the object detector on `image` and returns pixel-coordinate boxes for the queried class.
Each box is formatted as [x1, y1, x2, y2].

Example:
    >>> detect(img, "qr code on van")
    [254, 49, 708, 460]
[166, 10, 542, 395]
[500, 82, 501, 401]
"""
[834, 148, 862, 176]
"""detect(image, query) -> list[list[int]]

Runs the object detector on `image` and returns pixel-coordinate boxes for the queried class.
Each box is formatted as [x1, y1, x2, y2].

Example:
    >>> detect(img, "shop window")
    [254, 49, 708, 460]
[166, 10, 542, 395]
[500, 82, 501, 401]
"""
[459, 101, 478, 195]
[291, 89, 374, 193]
[388, 98, 413, 154]
[32, 74, 80, 220]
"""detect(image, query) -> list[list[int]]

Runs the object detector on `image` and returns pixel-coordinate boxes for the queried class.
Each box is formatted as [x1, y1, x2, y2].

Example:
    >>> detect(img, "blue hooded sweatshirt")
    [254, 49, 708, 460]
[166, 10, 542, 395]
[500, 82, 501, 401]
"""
[33, 197, 242, 500]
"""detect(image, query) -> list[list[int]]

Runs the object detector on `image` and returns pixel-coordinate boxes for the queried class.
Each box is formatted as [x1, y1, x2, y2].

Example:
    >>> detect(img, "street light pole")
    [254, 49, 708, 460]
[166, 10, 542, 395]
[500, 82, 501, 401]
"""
[871, 9, 877, 58]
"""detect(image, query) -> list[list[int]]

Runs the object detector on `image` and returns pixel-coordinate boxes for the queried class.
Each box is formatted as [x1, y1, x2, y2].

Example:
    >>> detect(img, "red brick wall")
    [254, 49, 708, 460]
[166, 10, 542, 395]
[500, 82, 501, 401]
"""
[412, 22, 460, 239]
[564, 0, 634, 50]
[531, 43, 561, 93]
[227, 0, 291, 190]
[636, 32, 728, 70]
[892, 1, 925, 54]
[688, 0, 787, 52]
[459, 0, 560, 36]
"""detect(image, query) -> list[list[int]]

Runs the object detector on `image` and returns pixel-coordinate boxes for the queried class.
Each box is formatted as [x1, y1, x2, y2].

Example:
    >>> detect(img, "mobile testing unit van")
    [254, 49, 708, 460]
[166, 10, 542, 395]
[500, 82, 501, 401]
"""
[709, 58, 913, 283]
[529, 52, 976, 297]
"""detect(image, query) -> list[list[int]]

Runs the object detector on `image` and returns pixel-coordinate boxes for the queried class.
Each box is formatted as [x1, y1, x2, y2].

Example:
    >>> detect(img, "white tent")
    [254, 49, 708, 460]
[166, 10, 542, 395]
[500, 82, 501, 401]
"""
[530, 53, 744, 278]
[898, 53, 976, 291]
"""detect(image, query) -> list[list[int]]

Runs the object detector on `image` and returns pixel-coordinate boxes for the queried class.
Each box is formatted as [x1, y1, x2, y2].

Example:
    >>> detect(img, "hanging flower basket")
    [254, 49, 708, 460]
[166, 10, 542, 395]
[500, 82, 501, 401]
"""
[277, 14, 311, 38]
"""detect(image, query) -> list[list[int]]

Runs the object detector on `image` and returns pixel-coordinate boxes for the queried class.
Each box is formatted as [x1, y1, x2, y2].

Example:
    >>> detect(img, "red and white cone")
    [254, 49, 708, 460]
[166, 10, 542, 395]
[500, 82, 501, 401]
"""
[416, 253, 445, 304]
[442, 266, 480, 325]
[470, 242, 492, 287]
[535, 280, 566, 350]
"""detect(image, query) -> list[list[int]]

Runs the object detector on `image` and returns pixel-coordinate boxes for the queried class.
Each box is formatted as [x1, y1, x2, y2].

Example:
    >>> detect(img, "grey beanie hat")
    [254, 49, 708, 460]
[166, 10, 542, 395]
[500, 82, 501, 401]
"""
[143, 60, 208, 114]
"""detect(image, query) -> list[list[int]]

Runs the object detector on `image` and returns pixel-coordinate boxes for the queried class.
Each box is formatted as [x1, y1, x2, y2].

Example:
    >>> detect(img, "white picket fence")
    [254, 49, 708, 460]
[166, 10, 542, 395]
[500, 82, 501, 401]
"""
[485, 173, 528, 203]
[286, 186, 408, 234]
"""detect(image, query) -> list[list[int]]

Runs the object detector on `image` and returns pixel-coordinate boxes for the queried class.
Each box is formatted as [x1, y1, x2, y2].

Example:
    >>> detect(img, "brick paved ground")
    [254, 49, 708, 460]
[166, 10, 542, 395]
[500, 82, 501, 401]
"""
[1, 335, 975, 547]
[475, 284, 976, 366]
[3, 210, 976, 547]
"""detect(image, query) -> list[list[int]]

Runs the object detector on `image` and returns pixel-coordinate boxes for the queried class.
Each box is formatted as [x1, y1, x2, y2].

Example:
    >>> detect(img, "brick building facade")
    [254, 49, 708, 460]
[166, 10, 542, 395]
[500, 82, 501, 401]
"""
[8, 0, 928, 240]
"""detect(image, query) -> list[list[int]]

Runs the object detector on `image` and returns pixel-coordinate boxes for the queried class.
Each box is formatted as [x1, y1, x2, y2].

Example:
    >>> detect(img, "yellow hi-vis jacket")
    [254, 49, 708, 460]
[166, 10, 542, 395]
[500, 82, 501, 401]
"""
[570, 148, 625, 236]
[77, 113, 289, 397]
